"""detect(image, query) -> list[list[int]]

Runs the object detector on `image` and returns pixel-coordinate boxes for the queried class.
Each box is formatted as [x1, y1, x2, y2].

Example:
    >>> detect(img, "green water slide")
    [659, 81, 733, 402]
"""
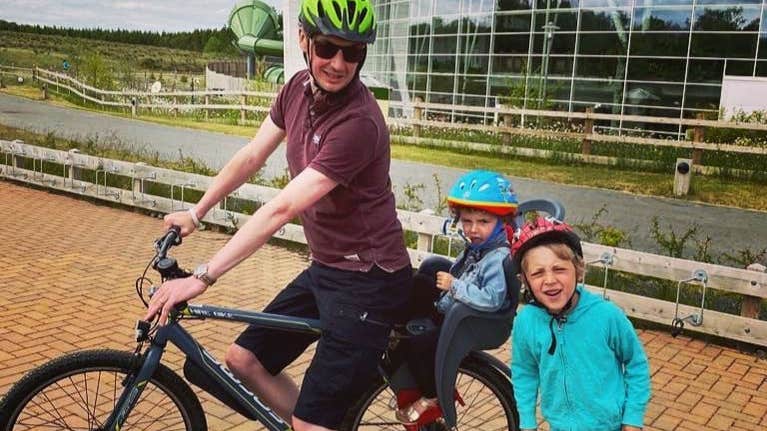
[228, 0, 284, 83]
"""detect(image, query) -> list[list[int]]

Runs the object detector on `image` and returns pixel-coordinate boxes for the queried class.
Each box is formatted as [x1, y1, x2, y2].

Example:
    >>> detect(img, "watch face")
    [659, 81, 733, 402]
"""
[194, 264, 208, 277]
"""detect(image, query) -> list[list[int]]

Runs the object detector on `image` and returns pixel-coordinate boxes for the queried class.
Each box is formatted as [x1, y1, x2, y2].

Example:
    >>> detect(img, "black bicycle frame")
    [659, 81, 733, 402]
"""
[103, 304, 323, 431]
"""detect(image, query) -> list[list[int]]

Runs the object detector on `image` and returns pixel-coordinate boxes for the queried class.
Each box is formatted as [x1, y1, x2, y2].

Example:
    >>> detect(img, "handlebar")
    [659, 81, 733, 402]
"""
[154, 226, 182, 259]
[151, 226, 191, 281]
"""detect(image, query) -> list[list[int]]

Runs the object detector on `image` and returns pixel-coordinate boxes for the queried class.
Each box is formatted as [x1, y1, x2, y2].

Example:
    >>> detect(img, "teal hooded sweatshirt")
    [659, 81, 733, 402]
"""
[511, 286, 651, 431]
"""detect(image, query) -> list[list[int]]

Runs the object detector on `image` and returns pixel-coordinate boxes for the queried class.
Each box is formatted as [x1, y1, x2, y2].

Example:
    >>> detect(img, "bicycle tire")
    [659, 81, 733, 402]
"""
[0, 349, 207, 431]
[340, 355, 519, 431]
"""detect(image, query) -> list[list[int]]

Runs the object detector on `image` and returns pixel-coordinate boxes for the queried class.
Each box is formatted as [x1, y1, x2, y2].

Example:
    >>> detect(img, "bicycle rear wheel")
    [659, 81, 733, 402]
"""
[0, 349, 206, 431]
[340, 355, 519, 431]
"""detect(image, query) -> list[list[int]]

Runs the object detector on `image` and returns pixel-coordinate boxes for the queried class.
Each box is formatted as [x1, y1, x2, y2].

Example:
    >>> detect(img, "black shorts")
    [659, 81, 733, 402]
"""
[235, 261, 412, 429]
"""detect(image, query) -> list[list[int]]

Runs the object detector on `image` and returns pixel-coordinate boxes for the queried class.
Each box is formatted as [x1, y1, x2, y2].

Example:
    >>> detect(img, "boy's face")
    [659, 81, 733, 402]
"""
[459, 208, 498, 245]
[522, 245, 577, 314]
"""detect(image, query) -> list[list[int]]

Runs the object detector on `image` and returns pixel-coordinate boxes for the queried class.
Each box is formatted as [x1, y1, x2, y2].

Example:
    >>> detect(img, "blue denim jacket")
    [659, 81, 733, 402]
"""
[435, 232, 510, 314]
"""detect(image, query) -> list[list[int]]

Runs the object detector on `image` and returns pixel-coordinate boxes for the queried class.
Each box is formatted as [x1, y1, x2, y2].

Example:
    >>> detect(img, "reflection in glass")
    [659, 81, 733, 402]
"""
[533, 32, 576, 54]
[625, 82, 683, 108]
[576, 56, 626, 79]
[572, 79, 625, 105]
[760, 34, 767, 59]
[491, 55, 529, 74]
[432, 55, 458, 73]
[687, 59, 725, 83]
[580, 9, 631, 32]
[627, 58, 686, 82]
[497, 0, 533, 12]
[724, 59, 756, 76]
[693, 5, 760, 31]
[633, 7, 692, 31]
[533, 11, 578, 32]
[493, 34, 531, 54]
[691, 33, 758, 58]
[432, 36, 459, 54]
[630, 33, 689, 57]
[578, 33, 628, 55]
[462, 0, 495, 15]
[495, 13, 532, 33]
[683, 84, 721, 111]
[433, 16, 461, 34]
[458, 54, 491, 75]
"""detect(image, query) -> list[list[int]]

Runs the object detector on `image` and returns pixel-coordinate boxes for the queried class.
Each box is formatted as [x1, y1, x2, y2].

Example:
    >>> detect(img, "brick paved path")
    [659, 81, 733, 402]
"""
[1, 180, 766, 430]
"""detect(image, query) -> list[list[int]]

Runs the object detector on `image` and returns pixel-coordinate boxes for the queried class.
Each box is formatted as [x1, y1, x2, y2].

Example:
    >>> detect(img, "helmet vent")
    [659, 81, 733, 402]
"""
[317, 2, 325, 19]
[358, 8, 367, 27]
[348, 1, 357, 26]
[332, 1, 343, 24]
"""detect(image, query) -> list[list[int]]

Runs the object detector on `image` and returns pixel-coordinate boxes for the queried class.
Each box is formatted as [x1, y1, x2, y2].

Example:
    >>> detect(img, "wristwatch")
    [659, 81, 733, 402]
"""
[193, 263, 217, 287]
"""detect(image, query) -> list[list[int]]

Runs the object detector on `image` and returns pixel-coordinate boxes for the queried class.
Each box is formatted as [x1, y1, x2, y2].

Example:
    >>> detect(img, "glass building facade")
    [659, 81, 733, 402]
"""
[367, 0, 767, 136]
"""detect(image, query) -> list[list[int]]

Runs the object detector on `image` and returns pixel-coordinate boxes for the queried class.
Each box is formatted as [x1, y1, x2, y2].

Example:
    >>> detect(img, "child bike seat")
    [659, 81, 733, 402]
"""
[434, 198, 565, 428]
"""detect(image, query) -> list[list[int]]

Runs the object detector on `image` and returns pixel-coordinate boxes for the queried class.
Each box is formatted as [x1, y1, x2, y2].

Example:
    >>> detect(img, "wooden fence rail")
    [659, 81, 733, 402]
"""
[2, 139, 765, 346]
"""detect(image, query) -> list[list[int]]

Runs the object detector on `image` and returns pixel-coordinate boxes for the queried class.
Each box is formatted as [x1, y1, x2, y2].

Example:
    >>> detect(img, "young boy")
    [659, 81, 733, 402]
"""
[397, 170, 518, 425]
[510, 217, 651, 431]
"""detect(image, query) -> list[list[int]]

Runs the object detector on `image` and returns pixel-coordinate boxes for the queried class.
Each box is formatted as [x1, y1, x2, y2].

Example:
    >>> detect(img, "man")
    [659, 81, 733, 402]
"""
[145, 1, 412, 430]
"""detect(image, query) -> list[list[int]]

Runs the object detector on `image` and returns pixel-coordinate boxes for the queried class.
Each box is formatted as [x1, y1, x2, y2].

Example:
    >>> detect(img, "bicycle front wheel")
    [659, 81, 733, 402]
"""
[340, 355, 519, 430]
[0, 349, 206, 431]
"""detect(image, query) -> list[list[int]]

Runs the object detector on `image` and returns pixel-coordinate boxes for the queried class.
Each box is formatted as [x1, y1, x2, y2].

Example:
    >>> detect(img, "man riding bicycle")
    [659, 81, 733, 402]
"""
[145, 1, 413, 430]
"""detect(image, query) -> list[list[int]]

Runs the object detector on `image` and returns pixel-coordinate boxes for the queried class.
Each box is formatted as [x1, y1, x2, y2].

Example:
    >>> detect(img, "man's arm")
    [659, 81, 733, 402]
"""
[146, 167, 337, 324]
[164, 116, 286, 235]
[205, 167, 337, 279]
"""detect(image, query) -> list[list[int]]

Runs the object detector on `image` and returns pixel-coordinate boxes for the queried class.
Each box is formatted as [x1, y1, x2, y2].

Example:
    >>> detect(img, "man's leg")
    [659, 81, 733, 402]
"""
[225, 344, 300, 421]
[226, 269, 319, 422]
[292, 416, 334, 431]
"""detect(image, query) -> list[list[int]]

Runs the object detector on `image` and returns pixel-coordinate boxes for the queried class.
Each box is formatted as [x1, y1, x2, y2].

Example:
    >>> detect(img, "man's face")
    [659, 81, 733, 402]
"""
[300, 31, 365, 92]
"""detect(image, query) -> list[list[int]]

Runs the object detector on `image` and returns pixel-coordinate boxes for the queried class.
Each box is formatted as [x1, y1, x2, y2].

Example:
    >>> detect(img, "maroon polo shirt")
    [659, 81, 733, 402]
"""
[270, 70, 410, 272]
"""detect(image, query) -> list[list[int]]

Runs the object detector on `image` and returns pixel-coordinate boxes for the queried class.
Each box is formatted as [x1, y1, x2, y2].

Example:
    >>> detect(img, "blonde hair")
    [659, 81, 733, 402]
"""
[521, 242, 585, 282]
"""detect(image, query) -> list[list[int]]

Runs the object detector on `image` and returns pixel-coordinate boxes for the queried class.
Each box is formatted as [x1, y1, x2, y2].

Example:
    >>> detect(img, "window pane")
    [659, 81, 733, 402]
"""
[533, 11, 579, 32]
[409, 21, 432, 37]
[684, 84, 721, 111]
[630, 33, 689, 57]
[462, 0, 495, 15]
[433, 36, 459, 54]
[533, 32, 577, 54]
[576, 56, 626, 79]
[625, 82, 684, 108]
[633, 7, 692, 31]
[572, 79, 625, 104]
[696, 0, 760, 5]
[495, 12, 532, 32]
[455, 75, 488, 96]
[690, 32, 758, 58]
[463, 14, 493, 32]
[458, 54, 490, 75]
[760, 34, 767, 59]
[497, 0, 533, 12]
[461, 35, 491, 55]
[580, 0, 632, 7]
[687, 59, 725, 83]
[578, 33, 628, 55]
[493, 34, 531, 54]
[434, 0, 460, 16]
[757, 60, 767, 76]
[724, 59, 756, 76]
[491, 55, 529, 74]
[407, 73, 428, 92]
[408, 36, 430, 55]
[693, 6, 761, 31]
[430, 75, 456, 93]
[627, 58, 686, 82]
[433, 16, 461, 34]
[432, 55, 457, 73]
[636, 0, 692, 5]
[408, 53, 430, 73]
[580, 9, 632, 32]
[528, 55, 574, 76]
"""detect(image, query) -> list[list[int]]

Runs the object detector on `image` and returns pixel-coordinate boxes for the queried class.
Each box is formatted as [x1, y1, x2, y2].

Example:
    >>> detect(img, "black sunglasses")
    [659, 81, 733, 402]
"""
[313, 39, 366, 63]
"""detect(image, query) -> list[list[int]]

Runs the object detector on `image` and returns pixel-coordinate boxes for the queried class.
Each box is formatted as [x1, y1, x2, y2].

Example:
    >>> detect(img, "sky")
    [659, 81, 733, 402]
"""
[0, 0, 283, 32]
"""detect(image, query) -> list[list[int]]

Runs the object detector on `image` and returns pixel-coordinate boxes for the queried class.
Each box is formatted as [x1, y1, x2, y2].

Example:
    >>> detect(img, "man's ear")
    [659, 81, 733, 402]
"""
[298, 29, 309, 54]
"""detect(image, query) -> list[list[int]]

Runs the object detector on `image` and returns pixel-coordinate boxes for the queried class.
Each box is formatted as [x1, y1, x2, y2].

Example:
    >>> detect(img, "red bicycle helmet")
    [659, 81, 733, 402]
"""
[511, 216, 582, 270]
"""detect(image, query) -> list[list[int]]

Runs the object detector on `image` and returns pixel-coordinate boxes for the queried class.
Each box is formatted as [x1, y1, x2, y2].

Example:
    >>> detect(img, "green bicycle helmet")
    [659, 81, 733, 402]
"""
[299, 0, 377, 44]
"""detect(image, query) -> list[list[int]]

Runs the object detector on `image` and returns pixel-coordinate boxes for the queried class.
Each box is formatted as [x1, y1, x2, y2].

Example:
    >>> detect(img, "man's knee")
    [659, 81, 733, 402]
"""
[225, 343, 267, 376]
[292, 415, 335, 431]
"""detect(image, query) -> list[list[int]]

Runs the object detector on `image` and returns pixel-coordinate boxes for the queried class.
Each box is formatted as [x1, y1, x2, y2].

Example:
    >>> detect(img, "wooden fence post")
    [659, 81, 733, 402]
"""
[582, 107, 594, 155]
[205, 95, 210, 121]
[741, 263, 766, 318]
[413, 96, 423, 139]
[417, 233, 433, 253]
[240, 94, 246, 124]
[173, 97, 178, 117]
[41, 83, 47, 100]
[692, 113, 705, 165]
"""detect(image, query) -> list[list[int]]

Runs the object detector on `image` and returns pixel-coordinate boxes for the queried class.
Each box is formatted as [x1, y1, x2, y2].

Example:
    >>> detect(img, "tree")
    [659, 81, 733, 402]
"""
[80, 53, 115, 90]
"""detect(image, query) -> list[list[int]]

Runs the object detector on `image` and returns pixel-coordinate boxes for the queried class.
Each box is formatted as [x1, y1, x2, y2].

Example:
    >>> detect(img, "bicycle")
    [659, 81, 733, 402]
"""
[0, 198, 566, 431]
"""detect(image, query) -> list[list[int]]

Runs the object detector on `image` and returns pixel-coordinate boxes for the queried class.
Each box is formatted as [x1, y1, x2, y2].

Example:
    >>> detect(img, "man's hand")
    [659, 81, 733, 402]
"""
[436, 271, 454, 291]
[144, 276, 208, 325]
[164, 210, 198, 237]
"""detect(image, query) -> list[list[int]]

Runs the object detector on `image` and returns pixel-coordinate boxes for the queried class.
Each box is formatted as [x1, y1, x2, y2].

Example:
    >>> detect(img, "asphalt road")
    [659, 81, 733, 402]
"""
[1, 93, 765, 260]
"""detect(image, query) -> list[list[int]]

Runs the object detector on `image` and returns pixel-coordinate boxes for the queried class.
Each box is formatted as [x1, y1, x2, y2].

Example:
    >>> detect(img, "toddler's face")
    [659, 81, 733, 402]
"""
[459, 209, 498, 245]
[522, 246, 578, 313]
